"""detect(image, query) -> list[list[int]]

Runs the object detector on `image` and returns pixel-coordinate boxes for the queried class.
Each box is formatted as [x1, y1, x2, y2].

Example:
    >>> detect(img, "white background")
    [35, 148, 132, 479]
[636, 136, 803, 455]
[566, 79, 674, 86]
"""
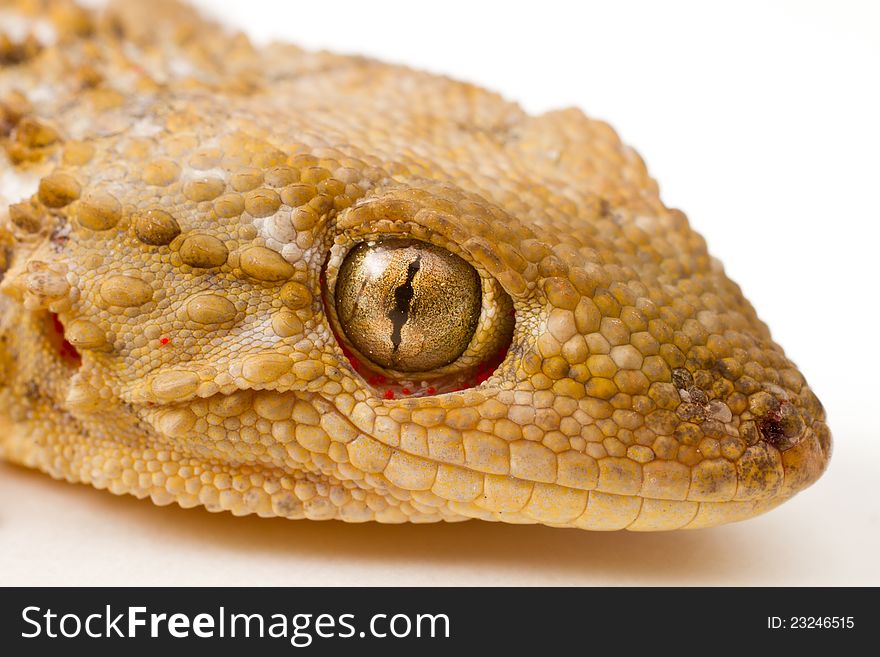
[2, 0, 878, 585]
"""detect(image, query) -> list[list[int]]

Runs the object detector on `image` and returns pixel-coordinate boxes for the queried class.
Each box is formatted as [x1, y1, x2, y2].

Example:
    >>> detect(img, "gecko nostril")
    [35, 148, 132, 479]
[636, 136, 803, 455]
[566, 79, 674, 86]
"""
[757, 399, 805, 451]
[759, 416, 787, 449]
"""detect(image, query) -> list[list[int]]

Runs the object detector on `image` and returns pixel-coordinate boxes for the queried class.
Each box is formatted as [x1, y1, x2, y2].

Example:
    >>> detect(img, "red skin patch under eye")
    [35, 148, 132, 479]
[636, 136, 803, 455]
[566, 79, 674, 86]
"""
[337, 345, 510, 398]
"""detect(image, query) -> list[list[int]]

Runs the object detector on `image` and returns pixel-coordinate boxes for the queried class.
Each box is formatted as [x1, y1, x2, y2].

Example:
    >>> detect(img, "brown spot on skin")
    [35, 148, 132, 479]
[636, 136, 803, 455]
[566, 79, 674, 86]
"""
[671, 367, 693, 390]
[676, 402, 705, 423]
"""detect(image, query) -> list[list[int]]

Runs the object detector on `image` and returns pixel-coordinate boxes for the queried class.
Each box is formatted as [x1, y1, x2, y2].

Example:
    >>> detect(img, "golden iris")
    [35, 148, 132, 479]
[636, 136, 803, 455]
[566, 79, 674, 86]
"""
[335, 239, 481, 372]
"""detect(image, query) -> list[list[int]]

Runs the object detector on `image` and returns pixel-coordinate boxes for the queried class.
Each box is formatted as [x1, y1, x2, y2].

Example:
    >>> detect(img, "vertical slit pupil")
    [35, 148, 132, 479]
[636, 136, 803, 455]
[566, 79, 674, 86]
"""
[387, 255, 421, 355]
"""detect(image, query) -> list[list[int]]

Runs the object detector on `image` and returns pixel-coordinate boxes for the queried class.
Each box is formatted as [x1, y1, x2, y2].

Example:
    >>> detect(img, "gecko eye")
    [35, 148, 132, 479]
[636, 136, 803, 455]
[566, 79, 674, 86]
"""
[335, 239, 481, 372]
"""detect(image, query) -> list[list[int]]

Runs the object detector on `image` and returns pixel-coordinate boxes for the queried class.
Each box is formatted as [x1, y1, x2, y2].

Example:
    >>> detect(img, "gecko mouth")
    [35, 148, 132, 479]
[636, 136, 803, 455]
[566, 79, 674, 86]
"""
[137, 384, 833, 532]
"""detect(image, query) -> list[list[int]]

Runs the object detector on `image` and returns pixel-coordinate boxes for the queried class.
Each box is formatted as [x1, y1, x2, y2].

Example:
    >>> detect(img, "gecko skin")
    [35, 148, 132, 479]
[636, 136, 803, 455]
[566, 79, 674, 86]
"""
[0, 0, 830, 530]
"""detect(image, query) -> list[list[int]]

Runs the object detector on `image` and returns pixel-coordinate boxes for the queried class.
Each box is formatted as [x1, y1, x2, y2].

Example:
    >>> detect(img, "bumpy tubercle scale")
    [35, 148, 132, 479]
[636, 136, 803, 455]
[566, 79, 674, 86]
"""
[0, 0, 830, 530]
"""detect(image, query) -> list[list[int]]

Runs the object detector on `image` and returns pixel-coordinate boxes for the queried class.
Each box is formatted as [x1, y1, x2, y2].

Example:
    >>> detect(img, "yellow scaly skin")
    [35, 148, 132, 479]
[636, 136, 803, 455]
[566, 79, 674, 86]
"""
[0, 0, 830, 530]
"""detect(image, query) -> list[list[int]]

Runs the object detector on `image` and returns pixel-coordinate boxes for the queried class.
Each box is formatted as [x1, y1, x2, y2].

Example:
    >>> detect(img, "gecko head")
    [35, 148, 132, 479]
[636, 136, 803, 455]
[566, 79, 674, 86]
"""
[318, 184, 832, 528]
[0, 96, 830, 528]
[0, 37, 830, 529]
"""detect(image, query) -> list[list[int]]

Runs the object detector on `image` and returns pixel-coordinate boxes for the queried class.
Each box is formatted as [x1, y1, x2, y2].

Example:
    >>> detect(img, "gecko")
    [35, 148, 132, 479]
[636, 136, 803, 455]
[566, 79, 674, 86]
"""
[0, 0, 830, 530]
